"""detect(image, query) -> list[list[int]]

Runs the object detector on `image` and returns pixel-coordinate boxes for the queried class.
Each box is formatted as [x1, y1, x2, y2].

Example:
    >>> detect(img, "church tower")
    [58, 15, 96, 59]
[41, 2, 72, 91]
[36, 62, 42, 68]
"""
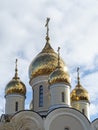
[71, 68, 90, 119]
[49, 47, 71, 110]
[29, 18, 66, 116]
[5, 59, 26, 115]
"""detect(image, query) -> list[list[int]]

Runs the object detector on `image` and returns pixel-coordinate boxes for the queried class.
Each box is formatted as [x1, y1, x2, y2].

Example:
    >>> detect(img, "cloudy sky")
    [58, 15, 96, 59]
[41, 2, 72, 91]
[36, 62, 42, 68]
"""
[0, 0, 98, 121]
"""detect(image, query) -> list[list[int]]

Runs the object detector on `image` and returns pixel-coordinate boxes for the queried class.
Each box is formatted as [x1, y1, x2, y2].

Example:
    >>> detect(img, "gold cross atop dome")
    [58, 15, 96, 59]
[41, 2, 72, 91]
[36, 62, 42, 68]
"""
[5, 59, 26, 96]
[45, 18, 50, 37]
[41, 18, 54, 53]
[77, 67, 80, 85]
[14, 59, 19, 79]
[45, 18, 50, 42]
[57, 47, 61, 68]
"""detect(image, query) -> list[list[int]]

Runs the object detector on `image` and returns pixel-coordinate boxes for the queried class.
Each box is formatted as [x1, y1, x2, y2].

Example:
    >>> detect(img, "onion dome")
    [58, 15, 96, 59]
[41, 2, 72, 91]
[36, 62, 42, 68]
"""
[48, 47, 71, 86]
[71, 68, 90, 102]
[5, 59, 26, 97]
[29, 18, 66, 81]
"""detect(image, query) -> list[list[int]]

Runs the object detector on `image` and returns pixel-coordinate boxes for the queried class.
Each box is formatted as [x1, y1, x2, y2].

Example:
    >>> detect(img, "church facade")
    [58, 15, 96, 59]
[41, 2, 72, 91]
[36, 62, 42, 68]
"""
[0, 19, 98, 130]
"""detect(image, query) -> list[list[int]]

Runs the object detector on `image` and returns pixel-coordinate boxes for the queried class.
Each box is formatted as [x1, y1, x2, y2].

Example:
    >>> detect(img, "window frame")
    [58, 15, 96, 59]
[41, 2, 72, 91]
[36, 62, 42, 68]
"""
[39, 85, 43, 107]
[15, 101, 18, 112]
[82, 108, 85, 114]
[62, 92, 65, 102]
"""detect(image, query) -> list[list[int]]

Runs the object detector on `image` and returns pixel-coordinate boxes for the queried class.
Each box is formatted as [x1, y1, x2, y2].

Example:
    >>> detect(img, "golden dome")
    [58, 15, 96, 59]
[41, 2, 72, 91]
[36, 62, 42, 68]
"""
[71, 84, 90, 102]
[49, 47, 70, 86]
[71, 68, 90, 102]
[5, 78, 26, 96]
[29, 42, 65, 80]
[29, 18, 66, 81]
[5, 59, 26, 97]
[49, 67, 71, 85]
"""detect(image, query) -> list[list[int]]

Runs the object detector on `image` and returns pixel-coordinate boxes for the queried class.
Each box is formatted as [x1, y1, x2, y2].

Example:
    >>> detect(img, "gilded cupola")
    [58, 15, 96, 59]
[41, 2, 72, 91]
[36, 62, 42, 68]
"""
[71, 68, 90, 102]
[48, 47, 71, 86]
[29, 18, 66, 81]
[5, 59, 26, 97]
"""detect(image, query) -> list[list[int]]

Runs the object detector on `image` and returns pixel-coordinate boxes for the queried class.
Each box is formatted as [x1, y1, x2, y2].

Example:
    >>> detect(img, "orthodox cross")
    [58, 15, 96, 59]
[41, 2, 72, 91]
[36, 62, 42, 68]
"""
[45, 18, 50, 37]
[57, 47, 60, 67]
[15, 59, 18, 78]
[77, 67, 80, 85]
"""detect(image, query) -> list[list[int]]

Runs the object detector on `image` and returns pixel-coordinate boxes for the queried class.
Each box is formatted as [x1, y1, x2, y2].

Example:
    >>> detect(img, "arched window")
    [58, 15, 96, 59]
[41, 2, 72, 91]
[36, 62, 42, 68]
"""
[62, 92, 65, 102]
[64, 128, 69, 130]
[39, 85, 43, 107]
[15, 101, 18, 111]
[82, 109, 85, 114]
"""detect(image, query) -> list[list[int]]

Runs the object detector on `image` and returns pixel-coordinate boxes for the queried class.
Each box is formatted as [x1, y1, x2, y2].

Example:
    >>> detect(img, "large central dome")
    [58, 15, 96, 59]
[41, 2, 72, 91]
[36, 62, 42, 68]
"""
[29, 42, 67, 81]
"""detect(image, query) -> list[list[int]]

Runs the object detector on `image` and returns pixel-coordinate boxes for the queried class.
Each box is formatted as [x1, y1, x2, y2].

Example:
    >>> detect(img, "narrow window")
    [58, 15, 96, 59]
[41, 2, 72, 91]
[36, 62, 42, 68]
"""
[15, 101, 18, 111]
[82, 109, 85, 114]
[64, 128, 69, 130]
[62, 92, 65, 102]
[39, 85, 43, 107]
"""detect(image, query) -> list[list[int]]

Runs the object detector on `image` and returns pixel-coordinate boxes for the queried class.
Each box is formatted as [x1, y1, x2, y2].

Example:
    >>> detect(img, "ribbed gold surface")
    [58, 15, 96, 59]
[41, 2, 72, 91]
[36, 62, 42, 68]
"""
[71, 84, 89, 102]
[5, 78, 26, 96]
[49, 67, 71, 85]
[29, 43, 65, 80]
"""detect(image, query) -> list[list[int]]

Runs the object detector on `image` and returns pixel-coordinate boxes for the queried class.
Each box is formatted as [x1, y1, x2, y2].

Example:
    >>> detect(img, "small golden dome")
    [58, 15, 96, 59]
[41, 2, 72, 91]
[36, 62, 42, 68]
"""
[5, 59, 26, 97]
[29, 43, 65, 80]
[71, 68, 90, 102]
[71, 84, 90, 102]
[5, 78, 26, 96]
[49, 47, 70, 85]
[49, 67, 71, 85]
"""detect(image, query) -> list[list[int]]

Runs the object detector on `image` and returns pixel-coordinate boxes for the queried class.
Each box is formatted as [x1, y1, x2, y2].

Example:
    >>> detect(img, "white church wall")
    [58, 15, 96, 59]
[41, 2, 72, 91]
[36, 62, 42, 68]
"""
[71, 101, 90, 119]
[45, 107, 92, 130]
[92, 119, 98, 130]
[30, 75, 50, 115]
[11, 111, 44, 130]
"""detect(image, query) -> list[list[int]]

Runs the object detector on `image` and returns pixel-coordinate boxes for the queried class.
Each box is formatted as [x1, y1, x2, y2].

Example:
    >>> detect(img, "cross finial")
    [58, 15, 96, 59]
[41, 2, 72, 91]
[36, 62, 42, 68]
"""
[57, 47, 61, 68]
[15, 59, 18, 78]
[45, 18, 50, 41]
[77, 67, 80, 85]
